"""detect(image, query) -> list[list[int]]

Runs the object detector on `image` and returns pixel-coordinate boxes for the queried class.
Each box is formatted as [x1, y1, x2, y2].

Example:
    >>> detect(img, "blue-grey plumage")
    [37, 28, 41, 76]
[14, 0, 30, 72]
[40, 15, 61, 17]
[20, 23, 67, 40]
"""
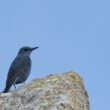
[3, 46, 39, 93]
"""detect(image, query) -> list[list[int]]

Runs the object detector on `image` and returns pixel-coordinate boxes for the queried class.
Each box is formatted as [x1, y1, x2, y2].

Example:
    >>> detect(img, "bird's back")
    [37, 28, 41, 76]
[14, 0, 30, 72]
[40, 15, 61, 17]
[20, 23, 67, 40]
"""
[3, 55, 31, 93]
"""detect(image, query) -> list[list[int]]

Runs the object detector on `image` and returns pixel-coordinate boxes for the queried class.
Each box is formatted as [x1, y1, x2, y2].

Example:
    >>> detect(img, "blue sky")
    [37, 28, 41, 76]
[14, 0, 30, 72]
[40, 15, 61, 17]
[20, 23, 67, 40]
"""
[0, 0, 110, 110]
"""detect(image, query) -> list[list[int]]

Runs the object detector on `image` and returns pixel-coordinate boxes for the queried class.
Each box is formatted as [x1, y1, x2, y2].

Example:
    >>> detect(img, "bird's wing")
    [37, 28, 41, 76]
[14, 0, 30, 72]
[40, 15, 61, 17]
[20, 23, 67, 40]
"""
[6, 56, 30, 84]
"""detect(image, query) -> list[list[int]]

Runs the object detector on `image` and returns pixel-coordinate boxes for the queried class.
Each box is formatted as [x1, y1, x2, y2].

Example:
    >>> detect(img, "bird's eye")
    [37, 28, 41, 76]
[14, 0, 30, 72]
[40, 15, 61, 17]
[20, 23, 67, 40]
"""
[24, 49, 28, 51]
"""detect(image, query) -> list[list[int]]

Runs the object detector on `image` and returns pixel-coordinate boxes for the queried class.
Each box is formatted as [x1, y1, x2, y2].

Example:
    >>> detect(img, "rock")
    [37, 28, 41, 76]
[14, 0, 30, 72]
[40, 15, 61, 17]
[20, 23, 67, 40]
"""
[0, 71, 90, 110]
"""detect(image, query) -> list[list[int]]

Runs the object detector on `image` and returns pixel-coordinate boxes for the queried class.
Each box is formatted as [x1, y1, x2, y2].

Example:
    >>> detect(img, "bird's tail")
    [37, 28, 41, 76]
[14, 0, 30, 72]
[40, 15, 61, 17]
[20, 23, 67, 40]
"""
[3, 83, 12, 93]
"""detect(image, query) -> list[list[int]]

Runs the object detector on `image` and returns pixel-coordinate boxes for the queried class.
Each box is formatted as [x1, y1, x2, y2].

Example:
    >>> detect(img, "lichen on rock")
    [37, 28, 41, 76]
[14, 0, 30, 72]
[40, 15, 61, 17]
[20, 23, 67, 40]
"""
[0, 71, 90, 110]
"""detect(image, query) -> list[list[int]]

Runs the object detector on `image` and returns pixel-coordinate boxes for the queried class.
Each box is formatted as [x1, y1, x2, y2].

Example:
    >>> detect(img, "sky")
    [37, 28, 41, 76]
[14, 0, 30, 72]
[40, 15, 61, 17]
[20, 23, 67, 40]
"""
[0, 0, 110, 110]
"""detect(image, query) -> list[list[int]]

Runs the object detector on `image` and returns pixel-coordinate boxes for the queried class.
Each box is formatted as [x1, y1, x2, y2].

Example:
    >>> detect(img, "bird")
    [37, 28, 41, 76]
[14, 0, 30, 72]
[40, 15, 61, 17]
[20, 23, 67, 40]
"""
[3, 46, 39, 93]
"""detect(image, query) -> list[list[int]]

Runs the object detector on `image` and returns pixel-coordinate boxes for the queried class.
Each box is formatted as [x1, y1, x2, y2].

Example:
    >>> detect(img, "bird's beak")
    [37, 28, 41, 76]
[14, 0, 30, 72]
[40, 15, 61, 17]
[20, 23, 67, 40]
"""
[31, 47, 39, 51]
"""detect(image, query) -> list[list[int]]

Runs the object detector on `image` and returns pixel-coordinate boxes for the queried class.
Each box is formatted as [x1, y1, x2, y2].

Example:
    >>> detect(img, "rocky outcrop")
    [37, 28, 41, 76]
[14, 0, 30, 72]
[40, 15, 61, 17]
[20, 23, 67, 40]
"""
[0, 71, 90, 110]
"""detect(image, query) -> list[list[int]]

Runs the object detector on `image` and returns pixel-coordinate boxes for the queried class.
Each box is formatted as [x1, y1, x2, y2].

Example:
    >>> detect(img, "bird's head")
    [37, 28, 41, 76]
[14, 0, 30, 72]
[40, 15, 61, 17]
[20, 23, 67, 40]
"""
[18, 46, 39, 56]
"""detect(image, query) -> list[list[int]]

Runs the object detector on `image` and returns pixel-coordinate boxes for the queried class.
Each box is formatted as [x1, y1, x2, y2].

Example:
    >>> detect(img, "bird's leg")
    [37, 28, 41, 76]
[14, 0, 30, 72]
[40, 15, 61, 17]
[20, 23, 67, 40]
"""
[14, 84, 16, 89]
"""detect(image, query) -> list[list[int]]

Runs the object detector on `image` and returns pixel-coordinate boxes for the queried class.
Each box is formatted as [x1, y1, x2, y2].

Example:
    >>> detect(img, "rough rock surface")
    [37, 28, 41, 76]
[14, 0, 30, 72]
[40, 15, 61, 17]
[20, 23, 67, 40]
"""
[0, 71, 90, 110]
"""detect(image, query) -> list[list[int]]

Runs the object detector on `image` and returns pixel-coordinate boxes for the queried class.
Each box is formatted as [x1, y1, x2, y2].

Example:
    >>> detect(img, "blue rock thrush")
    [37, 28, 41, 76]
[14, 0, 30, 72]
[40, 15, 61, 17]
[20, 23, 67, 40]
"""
[3, 46, 39, 93]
